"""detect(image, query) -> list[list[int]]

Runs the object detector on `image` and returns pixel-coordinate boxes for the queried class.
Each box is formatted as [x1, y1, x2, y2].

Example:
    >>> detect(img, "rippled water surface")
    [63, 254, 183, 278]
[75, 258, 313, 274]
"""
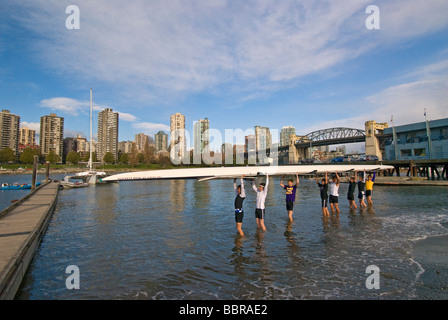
[8, 175, 448, 299]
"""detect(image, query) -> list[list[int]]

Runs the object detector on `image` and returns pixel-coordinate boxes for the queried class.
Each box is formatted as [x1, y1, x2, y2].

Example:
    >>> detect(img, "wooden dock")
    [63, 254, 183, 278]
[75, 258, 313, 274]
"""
[0, 181, 60, 300]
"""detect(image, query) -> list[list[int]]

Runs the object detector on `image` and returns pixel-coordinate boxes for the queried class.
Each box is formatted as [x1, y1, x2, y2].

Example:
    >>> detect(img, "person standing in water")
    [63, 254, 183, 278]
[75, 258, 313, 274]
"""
[233, 175, 246, 236]
[329, 171, 340, 214]
[356, 170, 368, 209]
[346, 172, 358, 210]
[280, 173, 299, 222]
[251, 174, 269, 232]
[316, 172, 330, 216]
[365, 171, 376, 206]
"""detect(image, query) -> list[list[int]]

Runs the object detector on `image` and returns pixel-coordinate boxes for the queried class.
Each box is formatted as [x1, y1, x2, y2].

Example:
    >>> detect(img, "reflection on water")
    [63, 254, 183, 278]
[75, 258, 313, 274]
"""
[12, 177, 448, 300]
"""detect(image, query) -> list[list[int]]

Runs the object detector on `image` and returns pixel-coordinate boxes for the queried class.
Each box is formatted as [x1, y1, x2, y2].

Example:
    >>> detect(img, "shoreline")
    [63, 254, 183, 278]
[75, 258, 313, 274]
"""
[1, 168, 448, 186]
[412, 229, 448, 298]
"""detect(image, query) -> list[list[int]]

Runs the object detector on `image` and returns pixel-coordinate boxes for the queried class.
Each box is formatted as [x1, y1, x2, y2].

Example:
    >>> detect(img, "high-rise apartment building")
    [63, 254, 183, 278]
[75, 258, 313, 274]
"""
[170, 113, 186, 161]
[155, 131, 168, 152]
[193, 118, 209, 159]
[254, 126, 272, 151]
[0, 110, 20, 154]
[135, 133, 149, 153]
[280, 126, 296, 147]
[19, 126, 36, 147]
[97, 108, 119, 163]
[40, 113, 64, 159]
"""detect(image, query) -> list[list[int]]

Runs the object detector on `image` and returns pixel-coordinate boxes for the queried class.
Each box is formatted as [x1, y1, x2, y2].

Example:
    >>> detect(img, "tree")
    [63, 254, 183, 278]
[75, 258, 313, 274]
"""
[129, 143, 139, 167]
[119, 153, 129, 164]
[20, 147, 38, 164]
[84, 152, 98, 163]
[66, 151, 80, 164]
[0, 147, 16, 163]
[137, 152, 144, 164]
[143, 140, 155, 164]
[103, 152, 115, 164]
[46, 150, 61, 164]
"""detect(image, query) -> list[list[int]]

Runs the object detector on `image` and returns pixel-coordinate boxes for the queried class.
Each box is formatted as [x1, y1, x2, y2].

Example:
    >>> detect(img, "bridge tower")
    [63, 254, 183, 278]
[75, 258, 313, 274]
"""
[289, 134, 308, 164]
[365, 121, 389, 160]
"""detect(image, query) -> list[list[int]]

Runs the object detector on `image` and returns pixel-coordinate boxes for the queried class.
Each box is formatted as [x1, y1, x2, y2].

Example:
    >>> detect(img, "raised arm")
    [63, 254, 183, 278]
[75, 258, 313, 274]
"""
[240, 176, 246, 198]
[296, 173, 300, 186]
[363, 170, 366, 183]
[372, 171, 376, 182]
[280, 175, 285, 188]
[335, 171, 340, 185]
[264, 174, 269, 194]
[252, 180, 258, 193]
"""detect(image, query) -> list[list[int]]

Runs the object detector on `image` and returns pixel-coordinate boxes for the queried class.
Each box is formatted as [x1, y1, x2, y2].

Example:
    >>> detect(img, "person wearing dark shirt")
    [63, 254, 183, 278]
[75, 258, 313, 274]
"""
[356, 171, 367, 209]
[316, 172, 330, 216]
[280, 173, 299, 222]
[233, 176, 246, 236]
[346, 172, 358, 210]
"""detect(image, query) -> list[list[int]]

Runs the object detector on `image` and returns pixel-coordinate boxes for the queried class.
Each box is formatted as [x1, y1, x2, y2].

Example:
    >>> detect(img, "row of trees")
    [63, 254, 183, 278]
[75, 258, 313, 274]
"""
[1, 141, 171, 166]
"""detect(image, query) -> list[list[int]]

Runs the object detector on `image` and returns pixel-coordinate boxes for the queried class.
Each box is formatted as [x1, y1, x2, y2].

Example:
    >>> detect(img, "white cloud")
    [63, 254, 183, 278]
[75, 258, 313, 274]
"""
[9, 0, 448, 102]
[39, 97, 139, 123]
[20, 121, 40, 132]
[118, 112, 138, 122]
[132, 122, 170, 135]
[40, 97, 89, 116]
[300, 58, 448, 133]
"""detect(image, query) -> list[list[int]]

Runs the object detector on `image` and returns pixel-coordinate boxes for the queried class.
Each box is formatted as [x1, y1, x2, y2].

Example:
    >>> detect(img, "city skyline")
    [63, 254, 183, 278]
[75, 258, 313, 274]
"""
[1, 1, 447, 150]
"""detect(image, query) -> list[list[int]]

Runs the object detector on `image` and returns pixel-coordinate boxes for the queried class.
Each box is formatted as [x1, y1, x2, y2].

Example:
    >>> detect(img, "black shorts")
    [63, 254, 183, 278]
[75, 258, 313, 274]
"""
[235, 209, 244, 223]
[347, 193, 355, 201]
[321, 198, 328, 208]
[329, 195, 339, 204]
[286, 201, 294, 211]
[366, 190, 372, 197]
[255, 208, 265, 220]
[358, 192, 365, 199]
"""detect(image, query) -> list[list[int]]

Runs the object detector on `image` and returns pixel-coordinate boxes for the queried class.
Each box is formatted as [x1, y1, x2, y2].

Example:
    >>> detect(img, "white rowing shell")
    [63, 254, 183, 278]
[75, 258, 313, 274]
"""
[102, 164, 394, 182]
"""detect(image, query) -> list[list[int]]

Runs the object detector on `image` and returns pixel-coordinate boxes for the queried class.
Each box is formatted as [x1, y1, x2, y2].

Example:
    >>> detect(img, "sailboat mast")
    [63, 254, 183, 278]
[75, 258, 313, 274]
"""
[90, 88, 93, 171]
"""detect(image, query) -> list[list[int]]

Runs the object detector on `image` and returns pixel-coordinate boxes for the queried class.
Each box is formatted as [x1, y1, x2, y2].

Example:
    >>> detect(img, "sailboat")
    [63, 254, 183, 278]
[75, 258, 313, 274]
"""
[75, 88, 107, 185]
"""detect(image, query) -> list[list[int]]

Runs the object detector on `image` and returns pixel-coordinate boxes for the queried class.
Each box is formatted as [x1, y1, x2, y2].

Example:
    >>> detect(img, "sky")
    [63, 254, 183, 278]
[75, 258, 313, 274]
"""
[1, 0, 447, 152]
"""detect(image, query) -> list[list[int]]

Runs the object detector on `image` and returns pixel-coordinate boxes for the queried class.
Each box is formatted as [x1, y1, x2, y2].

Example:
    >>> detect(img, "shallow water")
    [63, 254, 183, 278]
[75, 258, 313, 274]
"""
[8, 175, 448, 299]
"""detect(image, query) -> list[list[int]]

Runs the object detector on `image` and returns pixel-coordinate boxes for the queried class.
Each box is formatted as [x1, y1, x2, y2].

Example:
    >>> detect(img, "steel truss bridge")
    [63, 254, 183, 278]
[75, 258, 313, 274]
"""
[274, 127, 367, 153]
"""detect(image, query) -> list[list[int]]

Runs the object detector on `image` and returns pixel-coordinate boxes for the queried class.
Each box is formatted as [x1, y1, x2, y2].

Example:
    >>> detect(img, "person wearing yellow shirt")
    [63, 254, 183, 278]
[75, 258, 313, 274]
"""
[365, 172, 376, 206]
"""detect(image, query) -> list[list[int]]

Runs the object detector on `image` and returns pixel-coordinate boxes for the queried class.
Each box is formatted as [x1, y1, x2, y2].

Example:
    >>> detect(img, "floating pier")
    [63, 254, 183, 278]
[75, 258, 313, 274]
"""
[0, 181, 60, 300]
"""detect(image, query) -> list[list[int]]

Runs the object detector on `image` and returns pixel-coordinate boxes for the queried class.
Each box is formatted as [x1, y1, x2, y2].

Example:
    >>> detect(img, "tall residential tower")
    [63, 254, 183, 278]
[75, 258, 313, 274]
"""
[97, 108, 119, 163]
[40, 113, 64, 159]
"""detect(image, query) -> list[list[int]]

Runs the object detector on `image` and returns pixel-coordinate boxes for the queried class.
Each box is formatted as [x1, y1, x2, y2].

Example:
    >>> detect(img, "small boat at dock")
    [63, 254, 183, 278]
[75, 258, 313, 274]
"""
[1, 182, 41, 190]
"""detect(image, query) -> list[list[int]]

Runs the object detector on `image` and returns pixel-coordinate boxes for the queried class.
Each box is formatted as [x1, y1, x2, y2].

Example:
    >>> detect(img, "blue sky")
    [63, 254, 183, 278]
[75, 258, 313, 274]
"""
[1, 0, 447, 152]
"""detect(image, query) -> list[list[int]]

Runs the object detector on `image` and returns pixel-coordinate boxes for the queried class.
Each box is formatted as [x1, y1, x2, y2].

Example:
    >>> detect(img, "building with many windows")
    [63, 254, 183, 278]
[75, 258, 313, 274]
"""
[40, 113, 64, 160]
[0, 110, 20, 155]
[254, 126, 272, 151]
[193, 118, 210, 161]
[280, 126, 296, 147]
[384, 118, 448, 160]
[97, 108, 119, 163]
[170, 113, 186, 162]
[154, 131, 168, 153]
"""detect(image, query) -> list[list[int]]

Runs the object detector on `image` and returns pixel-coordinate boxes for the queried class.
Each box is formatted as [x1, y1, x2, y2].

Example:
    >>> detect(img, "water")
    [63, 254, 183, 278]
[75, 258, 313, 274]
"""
[0, 174, 50, 211]
[7, 175, 448, 299]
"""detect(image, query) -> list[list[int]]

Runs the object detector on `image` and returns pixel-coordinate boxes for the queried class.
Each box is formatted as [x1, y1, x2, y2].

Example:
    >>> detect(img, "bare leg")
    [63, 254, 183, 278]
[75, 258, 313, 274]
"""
[335, 203, 340, 214]
[236, 222, 244, 236]
[259, 219, 267, 232]
[288, 210, 293, 222]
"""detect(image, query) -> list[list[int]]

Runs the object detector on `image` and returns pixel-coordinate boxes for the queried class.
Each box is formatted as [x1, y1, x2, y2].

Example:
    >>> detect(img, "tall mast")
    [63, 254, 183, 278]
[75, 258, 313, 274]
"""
[90, 88, 93, 171]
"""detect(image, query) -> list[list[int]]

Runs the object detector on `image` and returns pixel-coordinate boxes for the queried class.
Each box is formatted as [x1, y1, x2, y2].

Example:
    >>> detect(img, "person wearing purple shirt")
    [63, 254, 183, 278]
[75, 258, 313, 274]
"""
[280, 173, 299, 222]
